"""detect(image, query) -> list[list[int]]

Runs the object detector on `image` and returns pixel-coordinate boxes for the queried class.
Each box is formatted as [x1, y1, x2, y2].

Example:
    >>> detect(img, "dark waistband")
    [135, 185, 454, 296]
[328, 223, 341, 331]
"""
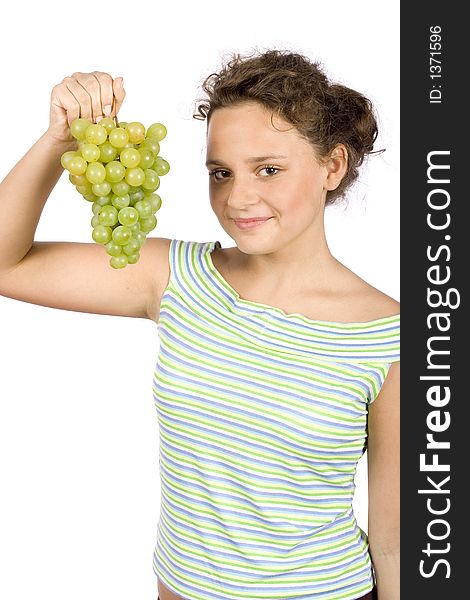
[358, 585, 378, 600]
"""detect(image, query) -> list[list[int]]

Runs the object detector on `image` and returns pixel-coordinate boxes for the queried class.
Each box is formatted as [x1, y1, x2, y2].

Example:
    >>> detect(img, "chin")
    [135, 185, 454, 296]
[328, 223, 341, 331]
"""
[231, 237, 278, 256]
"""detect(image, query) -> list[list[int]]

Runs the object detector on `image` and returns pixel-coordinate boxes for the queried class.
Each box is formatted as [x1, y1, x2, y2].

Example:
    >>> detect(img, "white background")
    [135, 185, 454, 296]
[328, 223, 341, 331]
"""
[0, 2, 399, 598]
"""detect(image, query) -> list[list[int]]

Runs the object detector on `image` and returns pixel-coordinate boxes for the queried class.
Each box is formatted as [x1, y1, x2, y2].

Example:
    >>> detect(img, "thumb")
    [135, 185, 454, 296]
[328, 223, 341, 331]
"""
[112, 77, 126, 118]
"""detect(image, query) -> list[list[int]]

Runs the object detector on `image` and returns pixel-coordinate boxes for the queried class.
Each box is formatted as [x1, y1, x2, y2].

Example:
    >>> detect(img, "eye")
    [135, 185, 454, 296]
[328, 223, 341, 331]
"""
[258, 165, 279, 177]
[209, 169, 231, 181]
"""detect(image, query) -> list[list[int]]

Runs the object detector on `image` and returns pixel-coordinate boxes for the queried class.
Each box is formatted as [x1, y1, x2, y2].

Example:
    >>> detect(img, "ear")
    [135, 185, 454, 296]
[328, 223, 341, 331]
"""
[324, 144, 348, 191]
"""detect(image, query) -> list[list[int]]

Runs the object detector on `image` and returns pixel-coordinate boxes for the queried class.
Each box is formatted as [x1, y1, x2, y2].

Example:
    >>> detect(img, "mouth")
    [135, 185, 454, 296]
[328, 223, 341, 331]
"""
[232, 217, 273, 230]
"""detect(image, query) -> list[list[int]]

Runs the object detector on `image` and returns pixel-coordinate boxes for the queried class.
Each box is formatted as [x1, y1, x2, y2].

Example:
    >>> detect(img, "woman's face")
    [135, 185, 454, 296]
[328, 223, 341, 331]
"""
[206, 101, 332, 255]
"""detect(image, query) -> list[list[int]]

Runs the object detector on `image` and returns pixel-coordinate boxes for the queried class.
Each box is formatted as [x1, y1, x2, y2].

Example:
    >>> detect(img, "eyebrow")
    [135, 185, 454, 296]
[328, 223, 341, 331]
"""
[205, 155, 288, 167]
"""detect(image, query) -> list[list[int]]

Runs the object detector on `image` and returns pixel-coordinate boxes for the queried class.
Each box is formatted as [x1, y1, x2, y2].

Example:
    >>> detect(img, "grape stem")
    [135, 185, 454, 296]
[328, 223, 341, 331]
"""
[112, 94, 120, 127]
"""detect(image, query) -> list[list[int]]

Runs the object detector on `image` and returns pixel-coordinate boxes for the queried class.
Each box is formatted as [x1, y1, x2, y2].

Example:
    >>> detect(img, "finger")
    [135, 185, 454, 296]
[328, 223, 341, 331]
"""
[51, 84, 82, 126]
[70, 72, 104, 122]
[90, 71, 115, 118]
[63, 77, 93, 121]
[111, 77, 126, 118]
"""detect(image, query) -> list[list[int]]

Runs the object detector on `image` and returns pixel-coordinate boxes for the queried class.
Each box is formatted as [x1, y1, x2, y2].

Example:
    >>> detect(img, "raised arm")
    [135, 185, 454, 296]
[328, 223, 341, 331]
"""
[367, 360, 400, 600]
[0, 72, 170, 323]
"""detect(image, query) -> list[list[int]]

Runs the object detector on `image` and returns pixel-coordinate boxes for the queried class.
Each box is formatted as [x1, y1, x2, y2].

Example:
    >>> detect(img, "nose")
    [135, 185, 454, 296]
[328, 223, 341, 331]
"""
[225, 175, 259, 209]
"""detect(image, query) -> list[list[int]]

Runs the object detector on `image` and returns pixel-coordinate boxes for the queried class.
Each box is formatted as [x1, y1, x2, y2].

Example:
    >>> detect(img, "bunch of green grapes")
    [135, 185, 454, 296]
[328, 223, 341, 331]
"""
[60, 117, 169, 269]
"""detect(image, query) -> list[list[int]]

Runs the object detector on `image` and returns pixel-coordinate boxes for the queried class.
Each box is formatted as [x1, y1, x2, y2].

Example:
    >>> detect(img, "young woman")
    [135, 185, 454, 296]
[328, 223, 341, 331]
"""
[0, 50, 399, 600]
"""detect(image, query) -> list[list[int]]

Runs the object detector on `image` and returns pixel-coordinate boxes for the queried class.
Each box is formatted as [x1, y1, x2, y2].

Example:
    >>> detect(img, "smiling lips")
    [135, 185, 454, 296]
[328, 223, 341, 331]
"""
[233, 217, 273, 230]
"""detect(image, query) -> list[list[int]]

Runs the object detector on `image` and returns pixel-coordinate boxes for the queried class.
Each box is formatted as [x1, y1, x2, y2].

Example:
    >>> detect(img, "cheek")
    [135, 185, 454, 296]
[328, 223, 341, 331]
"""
[271, 177, 318, 214]
[209, 183, 220, 197]
[209, 188, 224, 216]
[269, 182, 325, 233]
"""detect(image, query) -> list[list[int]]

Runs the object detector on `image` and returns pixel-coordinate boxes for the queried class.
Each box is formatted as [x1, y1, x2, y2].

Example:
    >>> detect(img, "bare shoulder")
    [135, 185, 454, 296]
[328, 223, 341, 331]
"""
[359, 283, 400, 321]
[338, 264, 400, 322]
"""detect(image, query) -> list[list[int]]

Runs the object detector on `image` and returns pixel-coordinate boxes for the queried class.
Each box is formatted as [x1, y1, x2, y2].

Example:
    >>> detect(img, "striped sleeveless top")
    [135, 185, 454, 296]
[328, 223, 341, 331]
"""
[152, 239, 400, 600]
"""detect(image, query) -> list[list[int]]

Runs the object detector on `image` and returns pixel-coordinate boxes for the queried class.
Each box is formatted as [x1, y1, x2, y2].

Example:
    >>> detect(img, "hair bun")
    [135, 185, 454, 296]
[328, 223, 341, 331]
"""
[327, 84, 378, 159]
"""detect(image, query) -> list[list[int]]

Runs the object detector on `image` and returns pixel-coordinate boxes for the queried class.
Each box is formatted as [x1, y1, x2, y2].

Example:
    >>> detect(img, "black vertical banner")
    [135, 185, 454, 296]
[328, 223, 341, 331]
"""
[401, 2, 468, 597]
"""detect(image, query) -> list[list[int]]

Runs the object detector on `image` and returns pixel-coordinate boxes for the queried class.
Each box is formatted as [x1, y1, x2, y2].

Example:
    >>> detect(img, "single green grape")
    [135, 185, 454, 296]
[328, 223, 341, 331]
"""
[99, 141, 118, 163]
[134, 199, 153, 218]
[86, 161, 106, 184]
[68, 156, 88, 176]
[118, 207, 139, 226]
[112, 225, 132, 245]
[70, 118, 93, 141]
[120, 147, 141, 168]
[91, 214, 100, 228]
[92, 181, 112, 197]
[126, 252, 140, 264]
[135, 231, 147, 247]
[140, 138, 160, 154]
[111, 194, 130, 209]
[130, 223, 141, 236]
[98, 205, 118, 227]
[83, 192, 98, 203]
[105, 240, 122, 257]
[118, 121, 128, 129]
[126, 122, 146, 144]
[99, 117, 116, 133]
[69, 173, 88, 186]
[122, 238, 140, 256]
[108, 127, 129, 148]
[92, 202, 104, 215]
[96, 195, 112, 207]
[61, 151, 79, 170]
[139, 215, 157, 233]
[125, 167, 145, 186]
[146, 122, 167, 141]
[111, 181, 130, 196]
[129, 187, 145, 204]
[152, 156, 170, 176]
[137, 147, 155, 169]
[110, 254, 128, 269]
[142, 169, 160, 191]
[85, 124, 108, 145]
[146, 193, 162, 213]
[105, 160, 126, 183]
[80, 143, 101, 162]
[92, 225, 112, 244]
[76, 183, 93, 195]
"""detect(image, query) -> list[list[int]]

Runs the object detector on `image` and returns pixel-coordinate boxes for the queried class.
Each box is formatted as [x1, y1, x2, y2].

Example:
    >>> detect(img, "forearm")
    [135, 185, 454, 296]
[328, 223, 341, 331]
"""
[370, 549, 400, 600]
[0, 131, 76, 272]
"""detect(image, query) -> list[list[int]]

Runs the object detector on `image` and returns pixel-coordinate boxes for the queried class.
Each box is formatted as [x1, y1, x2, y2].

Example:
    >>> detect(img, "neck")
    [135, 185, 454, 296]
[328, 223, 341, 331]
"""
[234, 218, 340, 292]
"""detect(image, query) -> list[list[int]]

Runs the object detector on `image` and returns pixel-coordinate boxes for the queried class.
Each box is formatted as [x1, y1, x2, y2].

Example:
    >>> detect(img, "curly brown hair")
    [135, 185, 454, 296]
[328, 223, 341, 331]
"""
[194, 49, 383, 205]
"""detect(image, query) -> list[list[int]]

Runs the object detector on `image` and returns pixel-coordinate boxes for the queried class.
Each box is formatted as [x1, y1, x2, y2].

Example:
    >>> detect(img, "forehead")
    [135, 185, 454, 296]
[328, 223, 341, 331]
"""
[206, 102, 302, 150]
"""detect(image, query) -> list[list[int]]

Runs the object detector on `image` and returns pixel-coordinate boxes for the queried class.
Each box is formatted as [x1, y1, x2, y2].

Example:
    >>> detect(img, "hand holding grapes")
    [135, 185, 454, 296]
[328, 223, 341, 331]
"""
[54, 71, 169, 269]
[48, 71, 126, 144]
